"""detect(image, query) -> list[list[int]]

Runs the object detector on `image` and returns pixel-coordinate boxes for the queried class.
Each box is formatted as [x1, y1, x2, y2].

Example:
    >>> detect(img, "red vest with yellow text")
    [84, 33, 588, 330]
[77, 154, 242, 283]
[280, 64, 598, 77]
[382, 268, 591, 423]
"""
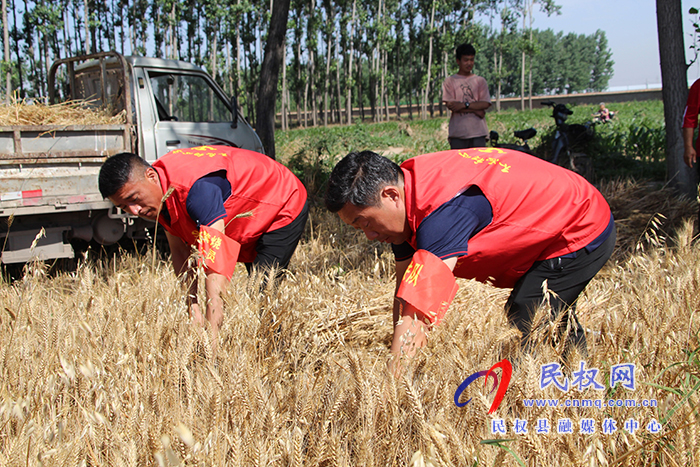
[152, 146, 307, 263]
[402, 148, 611, 288]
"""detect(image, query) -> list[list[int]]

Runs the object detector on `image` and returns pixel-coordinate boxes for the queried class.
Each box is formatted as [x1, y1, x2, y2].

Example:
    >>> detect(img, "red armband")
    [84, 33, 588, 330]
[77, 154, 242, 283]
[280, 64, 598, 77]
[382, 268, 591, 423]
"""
[396, 250, 459, 326]
[197, 225, 240, 280]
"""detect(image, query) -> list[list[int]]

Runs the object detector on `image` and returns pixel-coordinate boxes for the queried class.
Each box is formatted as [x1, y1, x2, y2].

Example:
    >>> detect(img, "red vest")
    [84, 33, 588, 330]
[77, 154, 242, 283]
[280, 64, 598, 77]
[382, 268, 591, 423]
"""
[153, 146, 307, 263]
[402, 148, 611, 288]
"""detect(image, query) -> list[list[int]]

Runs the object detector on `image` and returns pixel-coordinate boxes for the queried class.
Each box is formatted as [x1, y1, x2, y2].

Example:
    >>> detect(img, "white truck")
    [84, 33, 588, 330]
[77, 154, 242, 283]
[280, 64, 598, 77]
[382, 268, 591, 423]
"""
[0, 51, 264, 265]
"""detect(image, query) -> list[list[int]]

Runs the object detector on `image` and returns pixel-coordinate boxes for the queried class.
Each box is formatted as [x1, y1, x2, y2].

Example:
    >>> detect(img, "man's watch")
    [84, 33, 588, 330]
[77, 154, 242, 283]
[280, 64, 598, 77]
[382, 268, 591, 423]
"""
[464, 101, 470, 109]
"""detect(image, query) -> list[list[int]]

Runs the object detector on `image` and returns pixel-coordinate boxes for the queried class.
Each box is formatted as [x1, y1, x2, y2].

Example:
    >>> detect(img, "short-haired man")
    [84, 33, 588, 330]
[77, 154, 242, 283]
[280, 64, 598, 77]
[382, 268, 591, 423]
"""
[325, 149, 615, 367]
[442, 43, 492, 149]
[99, 146, 308, 342]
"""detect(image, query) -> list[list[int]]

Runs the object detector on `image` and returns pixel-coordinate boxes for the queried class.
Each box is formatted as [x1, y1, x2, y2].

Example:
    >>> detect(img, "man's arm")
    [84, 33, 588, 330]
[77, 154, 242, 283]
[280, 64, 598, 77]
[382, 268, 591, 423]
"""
[166, 231, 204, 325]
[682, 79, 700, 168]
[201, 218, 229, 344]
[389, 256, 458, 375]
[445, 100, 490, 116]
[683, 127, 697, 168]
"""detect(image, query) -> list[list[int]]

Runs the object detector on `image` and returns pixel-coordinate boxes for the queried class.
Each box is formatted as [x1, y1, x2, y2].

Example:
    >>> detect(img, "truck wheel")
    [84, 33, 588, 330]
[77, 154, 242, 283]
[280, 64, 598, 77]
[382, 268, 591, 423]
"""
[92, 214, 125, 245]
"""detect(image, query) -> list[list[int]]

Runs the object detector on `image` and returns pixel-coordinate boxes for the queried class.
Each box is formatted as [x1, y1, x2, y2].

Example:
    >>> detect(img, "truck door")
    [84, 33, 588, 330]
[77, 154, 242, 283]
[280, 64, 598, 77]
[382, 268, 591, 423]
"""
[146, 70, 264, 158]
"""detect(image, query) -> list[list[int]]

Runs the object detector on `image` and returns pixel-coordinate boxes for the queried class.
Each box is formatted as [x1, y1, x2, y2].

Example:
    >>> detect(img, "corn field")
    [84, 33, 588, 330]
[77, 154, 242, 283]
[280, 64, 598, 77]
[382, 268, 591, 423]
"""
[1, 180, 699, 466]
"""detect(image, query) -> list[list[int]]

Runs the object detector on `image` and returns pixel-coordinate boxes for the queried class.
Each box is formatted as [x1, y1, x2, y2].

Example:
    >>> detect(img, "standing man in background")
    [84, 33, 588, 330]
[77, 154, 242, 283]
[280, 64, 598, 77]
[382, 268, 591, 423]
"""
[682, 78, 700, 169]
[442, 43, 492, 149]
[682, 78, 700, 220]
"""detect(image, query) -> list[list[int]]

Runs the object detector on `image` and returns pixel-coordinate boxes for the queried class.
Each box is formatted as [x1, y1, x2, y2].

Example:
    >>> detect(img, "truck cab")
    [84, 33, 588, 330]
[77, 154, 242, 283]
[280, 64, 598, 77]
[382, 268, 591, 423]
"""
[54, 52, 264, 162]
[0, 51, 264, 265]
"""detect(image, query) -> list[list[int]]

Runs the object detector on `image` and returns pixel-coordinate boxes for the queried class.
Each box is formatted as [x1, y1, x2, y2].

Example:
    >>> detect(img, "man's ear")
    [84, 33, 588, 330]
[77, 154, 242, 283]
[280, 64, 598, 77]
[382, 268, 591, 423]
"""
[144, 167, 159, 184]
[381, 185, 403, 205]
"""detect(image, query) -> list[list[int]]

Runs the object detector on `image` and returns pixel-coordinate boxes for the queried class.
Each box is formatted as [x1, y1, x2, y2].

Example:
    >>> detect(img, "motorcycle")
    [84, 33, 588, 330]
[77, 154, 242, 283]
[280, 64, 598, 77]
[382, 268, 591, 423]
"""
[540, 100, 595, 180]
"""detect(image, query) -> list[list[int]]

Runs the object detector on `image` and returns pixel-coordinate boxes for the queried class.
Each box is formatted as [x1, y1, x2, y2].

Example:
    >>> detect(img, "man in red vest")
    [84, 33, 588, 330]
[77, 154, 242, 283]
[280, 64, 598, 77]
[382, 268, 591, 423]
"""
[99, 146, 308, 343]
[325, 149, 614, 367]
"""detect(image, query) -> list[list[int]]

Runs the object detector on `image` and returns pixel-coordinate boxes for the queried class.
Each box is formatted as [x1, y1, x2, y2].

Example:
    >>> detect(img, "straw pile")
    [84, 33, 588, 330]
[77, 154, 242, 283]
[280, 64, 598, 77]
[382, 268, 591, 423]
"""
[0, 98, 126, 126]
[0, 181, 698, 465]
[600, 178, 698, 258]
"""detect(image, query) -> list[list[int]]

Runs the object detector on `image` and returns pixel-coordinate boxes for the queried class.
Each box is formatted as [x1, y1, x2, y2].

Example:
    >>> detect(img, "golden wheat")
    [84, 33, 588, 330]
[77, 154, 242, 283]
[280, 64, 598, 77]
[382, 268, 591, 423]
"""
[0, 185, 699, 466]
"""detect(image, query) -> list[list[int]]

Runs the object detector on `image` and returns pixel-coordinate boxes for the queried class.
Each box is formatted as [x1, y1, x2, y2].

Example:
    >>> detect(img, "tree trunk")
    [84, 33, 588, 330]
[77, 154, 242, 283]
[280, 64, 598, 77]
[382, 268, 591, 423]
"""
[84, 0, 90, 54]
[226, 40, 232, 95]
[303, 76, 308, 127]
[281, 46, 287, 131]
[236, 0, 242, 94]
[296, 40, 302, 127]
[11, 0, 22, 97]
[520, 9, 526, 110]
[256, 0, 291, 159]
[346, 0, 355, 124]
[497, 49, 503, 111]
[370, 47, 377, 122]
[657, 0, 698, 195]
[43, 34, 49, 96]
[394, 34, 400, 119]
[335, 36, 343, 125]
[357, 48, 364, 121]
[3, 0, 9, 103]
[170, 3, 176, 59]
[377, 0, 384, 122]
[323, 17, 332, 127]
[209, 28, 218, 121]
[422, 0, 435, 119]
[310, 49, 317, 126]
[407, 40, 413, 119]
[383, 49, 389, 121]
[528, 11, 533, 110]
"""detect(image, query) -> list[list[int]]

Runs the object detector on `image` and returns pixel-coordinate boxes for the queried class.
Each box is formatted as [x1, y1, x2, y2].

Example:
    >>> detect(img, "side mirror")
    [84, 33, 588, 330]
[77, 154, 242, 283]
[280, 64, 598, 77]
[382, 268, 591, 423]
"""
[230, 95, 238, 129]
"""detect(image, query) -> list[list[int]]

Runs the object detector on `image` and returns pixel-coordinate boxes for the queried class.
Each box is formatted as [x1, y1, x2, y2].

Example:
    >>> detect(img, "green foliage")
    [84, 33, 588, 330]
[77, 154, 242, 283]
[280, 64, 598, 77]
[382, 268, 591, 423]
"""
[688, 7, 700, 67]
[6, 0, 615, 123]
[277, 99, 669, 188]
[490, 100, 666, 180]
[479, 28, 615, 96]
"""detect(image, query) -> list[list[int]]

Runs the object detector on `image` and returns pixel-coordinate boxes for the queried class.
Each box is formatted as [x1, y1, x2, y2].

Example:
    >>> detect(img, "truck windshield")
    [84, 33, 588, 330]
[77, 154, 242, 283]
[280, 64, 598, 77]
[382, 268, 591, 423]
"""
[149, 71, 231, 123]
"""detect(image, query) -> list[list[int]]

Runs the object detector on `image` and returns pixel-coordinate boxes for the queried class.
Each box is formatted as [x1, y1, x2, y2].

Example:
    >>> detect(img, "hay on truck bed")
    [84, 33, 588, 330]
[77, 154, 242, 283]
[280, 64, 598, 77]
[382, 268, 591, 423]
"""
[0, 98, 127, 126]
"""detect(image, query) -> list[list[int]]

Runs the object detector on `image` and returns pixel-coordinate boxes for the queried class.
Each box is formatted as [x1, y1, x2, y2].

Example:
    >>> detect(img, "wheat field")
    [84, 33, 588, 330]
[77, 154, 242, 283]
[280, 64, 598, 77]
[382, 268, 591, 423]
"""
[1, 180, 699, 466]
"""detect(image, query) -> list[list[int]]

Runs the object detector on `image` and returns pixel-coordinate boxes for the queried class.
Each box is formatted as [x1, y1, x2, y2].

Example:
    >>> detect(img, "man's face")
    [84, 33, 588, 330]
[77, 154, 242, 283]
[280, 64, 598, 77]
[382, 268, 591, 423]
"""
[108, 168, 164, 221]
[337, 185, 411, 244]
[457, 55, 475, 76]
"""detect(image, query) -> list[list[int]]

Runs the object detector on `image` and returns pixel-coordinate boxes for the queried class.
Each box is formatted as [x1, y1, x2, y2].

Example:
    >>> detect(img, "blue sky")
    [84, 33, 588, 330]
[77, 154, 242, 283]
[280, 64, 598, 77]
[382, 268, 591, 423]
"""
[530, 0, 700, 90]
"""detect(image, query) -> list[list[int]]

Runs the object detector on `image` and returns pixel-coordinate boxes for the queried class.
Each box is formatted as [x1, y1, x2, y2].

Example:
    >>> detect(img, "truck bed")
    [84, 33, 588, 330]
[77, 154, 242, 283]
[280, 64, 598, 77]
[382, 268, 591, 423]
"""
[0, 124, 132, 215]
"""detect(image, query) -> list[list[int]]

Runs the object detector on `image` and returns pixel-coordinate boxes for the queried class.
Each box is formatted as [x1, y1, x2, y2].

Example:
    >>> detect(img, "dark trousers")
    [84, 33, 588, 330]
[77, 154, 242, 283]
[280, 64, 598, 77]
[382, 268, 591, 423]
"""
[244, 199, 309, 278]
[505, 223, 616, 353]
[449, 136, 487, 149]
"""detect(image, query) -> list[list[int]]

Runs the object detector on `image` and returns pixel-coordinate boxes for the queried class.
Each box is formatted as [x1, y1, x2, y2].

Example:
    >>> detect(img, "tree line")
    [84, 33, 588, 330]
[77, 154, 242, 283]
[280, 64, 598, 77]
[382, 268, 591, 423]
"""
[1, 0, 614, 129]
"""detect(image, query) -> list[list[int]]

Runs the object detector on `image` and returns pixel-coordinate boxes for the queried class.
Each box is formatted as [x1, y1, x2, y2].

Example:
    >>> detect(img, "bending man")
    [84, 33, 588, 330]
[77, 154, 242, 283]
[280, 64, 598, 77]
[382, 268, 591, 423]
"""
[99, 146, 308, 342]
[325, 149, 614, 365]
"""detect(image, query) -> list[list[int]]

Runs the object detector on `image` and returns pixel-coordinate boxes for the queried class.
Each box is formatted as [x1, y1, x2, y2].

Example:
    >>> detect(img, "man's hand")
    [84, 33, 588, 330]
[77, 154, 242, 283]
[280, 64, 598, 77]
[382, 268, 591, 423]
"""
[201, 219, 229, 346]
[445, 100, 467, 112]
[188, 302, 205, 326]
[444, 100, 490, 116]
[388, 255, 459, 376]
[167, 221, 231, 347]
[204, 271, 227, 344]
[682, 127, 697, 168]
[388, 309, 428, 377]
[684, 147, 697, 168]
